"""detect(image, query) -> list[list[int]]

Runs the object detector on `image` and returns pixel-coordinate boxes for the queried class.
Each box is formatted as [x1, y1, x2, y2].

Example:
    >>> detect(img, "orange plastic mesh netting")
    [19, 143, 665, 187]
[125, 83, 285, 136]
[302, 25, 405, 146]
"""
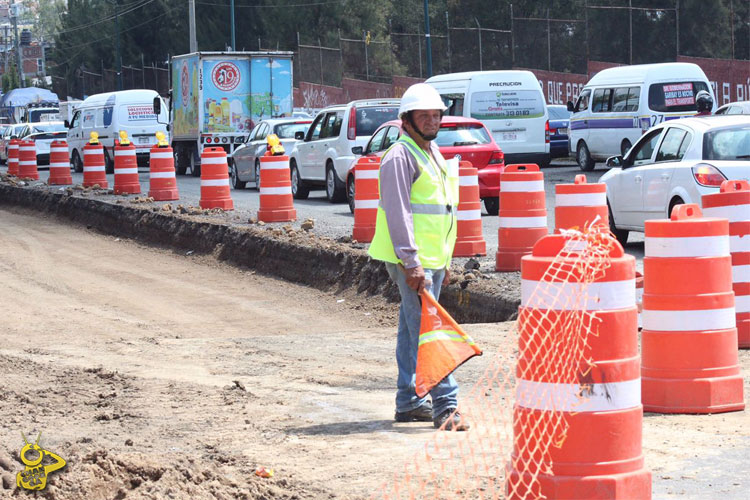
[379, 224, 619, 500]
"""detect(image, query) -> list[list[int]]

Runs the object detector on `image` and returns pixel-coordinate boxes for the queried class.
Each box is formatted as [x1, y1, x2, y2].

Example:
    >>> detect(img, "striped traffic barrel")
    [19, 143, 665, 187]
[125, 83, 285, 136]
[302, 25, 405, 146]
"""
[7, 139, 19, 176]
[641, 204, 744, 413]
[113, 141, 141, 194]
[453, 161, 487, 257]
[48, 140, 72, 185]
[199, 147, 234, 210]
[148, 144, 179, 201]
[352, 156, 379, 243]
[83, 142, 109, 188]
[257, 154, 296, 222]
[554, 174, 608, 232]
[17, 140, 39, 180]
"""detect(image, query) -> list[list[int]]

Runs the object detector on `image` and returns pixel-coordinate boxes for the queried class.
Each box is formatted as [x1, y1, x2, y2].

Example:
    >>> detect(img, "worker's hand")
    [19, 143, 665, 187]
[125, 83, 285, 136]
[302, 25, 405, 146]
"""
[443, 268, 450, 287]
[404, 265, 426, 294]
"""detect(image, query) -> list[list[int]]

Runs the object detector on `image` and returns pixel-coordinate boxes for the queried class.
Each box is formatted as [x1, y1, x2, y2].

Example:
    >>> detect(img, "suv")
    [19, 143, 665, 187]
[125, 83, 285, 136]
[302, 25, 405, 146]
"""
[288, 99, 399, 202]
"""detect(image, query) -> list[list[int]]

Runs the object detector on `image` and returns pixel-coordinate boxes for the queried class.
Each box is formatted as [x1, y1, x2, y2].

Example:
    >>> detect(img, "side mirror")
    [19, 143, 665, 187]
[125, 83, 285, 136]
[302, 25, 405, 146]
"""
[64, 120, 70, 128]
[294, 131, 305, 140]
[606, 155, 624, 168]
[351, 146, 363, 156]
[566, 101, 575, 112]
[153, 97, 161, 116]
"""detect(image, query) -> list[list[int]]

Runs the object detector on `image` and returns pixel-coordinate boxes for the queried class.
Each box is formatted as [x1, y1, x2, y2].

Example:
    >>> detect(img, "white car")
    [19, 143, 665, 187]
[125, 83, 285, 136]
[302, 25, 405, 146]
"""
[715, 101, 750, 115]
[602, 115, 750, 245]
[289, 99, 400, 202]
[23, 121, 67, 166]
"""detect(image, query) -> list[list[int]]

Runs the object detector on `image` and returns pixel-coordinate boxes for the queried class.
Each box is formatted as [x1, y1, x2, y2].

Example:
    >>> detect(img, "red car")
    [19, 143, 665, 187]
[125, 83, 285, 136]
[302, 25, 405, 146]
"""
[346, 116, 505, 215]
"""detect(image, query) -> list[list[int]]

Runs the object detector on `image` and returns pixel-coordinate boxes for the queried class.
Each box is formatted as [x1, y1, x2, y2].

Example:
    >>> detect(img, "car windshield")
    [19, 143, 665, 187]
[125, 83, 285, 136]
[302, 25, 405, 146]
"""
[548, 107, 570, 120]
[434, 124, 491, 147]
[274, 122, 310, 139]
[356, 107, 399, 136]
[31, 123, 66, 134]
[703, 126, 750, 160]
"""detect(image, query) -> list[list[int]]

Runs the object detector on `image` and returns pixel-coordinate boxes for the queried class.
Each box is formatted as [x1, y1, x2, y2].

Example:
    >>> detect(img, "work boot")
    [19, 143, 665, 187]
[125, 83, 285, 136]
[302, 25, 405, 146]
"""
[394, 402, 433, 422]
[433, 409, 470, 431]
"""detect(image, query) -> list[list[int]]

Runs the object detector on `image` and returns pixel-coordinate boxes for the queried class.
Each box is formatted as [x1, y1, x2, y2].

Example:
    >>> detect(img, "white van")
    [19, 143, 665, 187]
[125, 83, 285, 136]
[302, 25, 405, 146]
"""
[567, 62, 714, 171]
[66, 90, 169, 173]
[426, 71, 550, 167]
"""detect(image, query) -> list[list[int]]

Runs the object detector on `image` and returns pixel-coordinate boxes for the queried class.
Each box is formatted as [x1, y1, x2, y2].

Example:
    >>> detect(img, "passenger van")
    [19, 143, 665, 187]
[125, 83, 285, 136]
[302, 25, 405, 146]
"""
[567, 62, 713, 171]
[426, 71, 550, 167]
[66, 90, 169, 173]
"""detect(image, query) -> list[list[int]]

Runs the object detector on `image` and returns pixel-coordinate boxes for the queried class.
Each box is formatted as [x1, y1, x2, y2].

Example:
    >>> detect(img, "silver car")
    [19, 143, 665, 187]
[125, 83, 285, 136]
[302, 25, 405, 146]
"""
[229, 118, 312, 190]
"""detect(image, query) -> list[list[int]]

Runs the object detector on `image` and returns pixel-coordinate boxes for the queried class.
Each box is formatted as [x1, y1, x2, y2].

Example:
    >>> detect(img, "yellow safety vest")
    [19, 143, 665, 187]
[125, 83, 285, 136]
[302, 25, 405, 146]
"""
[368, 135, 459, 269]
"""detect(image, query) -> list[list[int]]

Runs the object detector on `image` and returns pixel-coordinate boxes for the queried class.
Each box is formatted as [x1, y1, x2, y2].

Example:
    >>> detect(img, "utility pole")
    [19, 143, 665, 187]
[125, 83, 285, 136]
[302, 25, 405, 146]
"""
[230, 0, 236, 51]
[628, 0, 633, 65]
[189, 0, 197, 52]
[12, 0, 22, 86]
[423, 0, 432, 77]
[114, 2, 122, 90]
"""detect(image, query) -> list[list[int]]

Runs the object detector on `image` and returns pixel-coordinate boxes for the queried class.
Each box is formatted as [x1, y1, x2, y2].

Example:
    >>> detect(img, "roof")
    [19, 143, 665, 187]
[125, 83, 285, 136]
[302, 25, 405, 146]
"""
[0, 87, 59, 107]
[426, 70, 537, 83]
[80, 89, 160, 107]
[655, 115, 750, 131]
[587, 62, 707, 86]
[261, 117, 312, 126]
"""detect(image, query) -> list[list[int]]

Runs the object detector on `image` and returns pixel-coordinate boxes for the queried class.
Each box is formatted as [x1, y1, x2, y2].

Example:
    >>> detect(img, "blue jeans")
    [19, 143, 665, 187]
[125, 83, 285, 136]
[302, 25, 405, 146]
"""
[385, 262, 459, 417]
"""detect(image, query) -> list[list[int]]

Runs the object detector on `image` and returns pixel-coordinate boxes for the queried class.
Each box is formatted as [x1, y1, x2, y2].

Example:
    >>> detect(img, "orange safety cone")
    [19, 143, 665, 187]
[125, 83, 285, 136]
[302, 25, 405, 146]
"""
[453, 161, 487, 257]
[17, 140, 39, 180]
[7, 139, 19, 176]
[83, 133, 109, 189]
[415, 289, 482, 398]
[496, 164, 548, 272]
[113, 132, 141, 195]
[352, 156, 380, 243]
[641, 204, 744, 413]
[257, 154, 296, 222]
[199, 147, 233, 210]
[148, 133, 179, 201]
[554, 174, 608, 232]
[48, 140, 72, 185]
[702, 180, 750, 349]
[508, 233, 651, 500]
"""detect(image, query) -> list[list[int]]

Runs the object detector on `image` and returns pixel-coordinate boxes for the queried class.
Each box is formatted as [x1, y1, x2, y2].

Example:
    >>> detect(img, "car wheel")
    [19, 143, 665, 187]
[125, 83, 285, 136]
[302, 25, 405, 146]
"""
[190, 148, 201, 177]
[72, 150, 83, 173]
[668, 196, 684, 218]
[290, 161, 309, 199]
[230, 160, 246, 190]
[608, 203, 629, 247]
[254, 159, 261, 191]
[347, 174, 356, 214]
[103, 148, 114, 174]
[175, 145, 188, 175]
[326, 163, 347, 203]
[621, 139, 632, 157]
[483, 197, 499, 216]
[577, 141, 595, 171]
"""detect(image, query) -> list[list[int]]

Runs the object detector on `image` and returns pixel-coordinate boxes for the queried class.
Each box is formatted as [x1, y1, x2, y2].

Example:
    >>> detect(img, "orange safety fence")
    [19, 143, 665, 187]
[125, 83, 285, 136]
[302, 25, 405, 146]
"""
[379, 223, 621, 500]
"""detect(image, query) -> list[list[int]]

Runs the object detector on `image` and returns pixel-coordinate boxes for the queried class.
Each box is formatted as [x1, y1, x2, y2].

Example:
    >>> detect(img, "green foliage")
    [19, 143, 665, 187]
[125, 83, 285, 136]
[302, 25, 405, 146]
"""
[2, 64, 21, 93]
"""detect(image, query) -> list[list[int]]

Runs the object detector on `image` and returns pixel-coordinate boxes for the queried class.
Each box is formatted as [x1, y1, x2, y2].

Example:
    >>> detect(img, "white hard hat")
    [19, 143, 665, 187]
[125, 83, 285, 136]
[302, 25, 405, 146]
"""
[398, 83, 447, 118]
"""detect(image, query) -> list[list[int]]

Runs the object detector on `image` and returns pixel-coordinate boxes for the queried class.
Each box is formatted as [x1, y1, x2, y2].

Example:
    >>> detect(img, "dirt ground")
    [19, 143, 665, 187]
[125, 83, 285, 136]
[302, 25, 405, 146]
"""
[0, 208, 748, 500]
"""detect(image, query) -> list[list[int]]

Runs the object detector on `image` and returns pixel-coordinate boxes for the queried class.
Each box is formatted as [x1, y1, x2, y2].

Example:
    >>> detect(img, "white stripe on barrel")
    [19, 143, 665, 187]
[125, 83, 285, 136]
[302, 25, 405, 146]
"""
[522, 279, 635, 311]
[499, 216, 548, 228]
[356, 169, 379, 179]
[115, 168, 139, 175]
[702, 205, 750, 223]
[150, 151, 173, 160]
[84, 166, 106, 172]
[202, 157, 227, 165]
[555, 192, 607, 207]
[515, 378, 641, 412]
[643, 307, 736, 331]
[501, 180, 544, 192]
[355, 199, 379, 209]
[260, 186, 292, 195]
[457, 209, 482, 221]
[150, 171, 175, 179]
[201, 178, 229, 187]
[459, 175, 478, 186]
[115, 149, 136, 157]
[645, 236, 730, 258]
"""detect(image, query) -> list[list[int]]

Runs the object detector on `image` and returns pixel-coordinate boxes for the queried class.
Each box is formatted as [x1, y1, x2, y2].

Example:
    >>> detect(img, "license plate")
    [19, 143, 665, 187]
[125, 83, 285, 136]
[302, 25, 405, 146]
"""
[138, 137, 150, 144]
[558, 127, 568, 135]
[502, 133, 517, 141]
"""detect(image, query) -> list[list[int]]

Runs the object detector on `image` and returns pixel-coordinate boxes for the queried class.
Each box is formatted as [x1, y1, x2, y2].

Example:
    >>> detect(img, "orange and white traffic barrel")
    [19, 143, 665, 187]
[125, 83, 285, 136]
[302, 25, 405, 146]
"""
[508, 234, 651, 499]
[453, 161, 486, 257]
[257, 154, 296, 222]
[496, 164, 548, 272]
[352, 156, 379, 243]
[641, 204, 744, 413]
[554, 174, 608, 232]
[113, 141, 141, 194]
[702, 180, 750, 348]
[83, 142, 108, 188]
[7, 138, 19, 176]
[199, 147, 234, 210]
[148, 144, 179, 201]
[17, 140, 39, 180]
[48, 140, 72, 185]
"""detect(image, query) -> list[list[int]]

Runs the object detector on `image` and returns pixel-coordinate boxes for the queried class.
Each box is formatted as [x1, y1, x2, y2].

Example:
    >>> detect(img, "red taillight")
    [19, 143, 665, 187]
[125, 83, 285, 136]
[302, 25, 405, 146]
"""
[549, 128, 557, 135]
[347, 107, 357, 140]
[691, 163, 726, 187]
[545, 120, 550, 143]
[489, 150, 504, 165]
[206, 137, 212, 143]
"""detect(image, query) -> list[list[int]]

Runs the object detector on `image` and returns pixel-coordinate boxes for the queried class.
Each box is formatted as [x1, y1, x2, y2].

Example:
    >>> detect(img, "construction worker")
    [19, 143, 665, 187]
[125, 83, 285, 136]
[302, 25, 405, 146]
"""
[368, 83, 468, 431]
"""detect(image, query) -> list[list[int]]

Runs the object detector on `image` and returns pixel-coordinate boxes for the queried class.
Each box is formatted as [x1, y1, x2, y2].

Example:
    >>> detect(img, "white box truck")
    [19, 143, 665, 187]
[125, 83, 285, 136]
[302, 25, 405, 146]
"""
[169, 51, 294, 176]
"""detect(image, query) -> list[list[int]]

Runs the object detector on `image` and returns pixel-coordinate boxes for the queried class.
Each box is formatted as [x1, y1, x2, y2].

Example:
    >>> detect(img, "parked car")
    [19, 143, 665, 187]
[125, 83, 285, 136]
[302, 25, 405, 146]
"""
[345, 116, 505, 215]
[22, 121, 68, 166]
[289, 99, 400, 202]
[229, 118, 312, 189]
[601, 115, 750, 245]
[715, 101, 750, 115]
[547, 104, 571, 159]
[0, 123, 30, 163]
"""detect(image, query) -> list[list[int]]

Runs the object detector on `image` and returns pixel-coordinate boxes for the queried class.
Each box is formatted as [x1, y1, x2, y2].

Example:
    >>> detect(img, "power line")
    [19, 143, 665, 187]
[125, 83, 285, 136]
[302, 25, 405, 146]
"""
[34, 0, 157, 40]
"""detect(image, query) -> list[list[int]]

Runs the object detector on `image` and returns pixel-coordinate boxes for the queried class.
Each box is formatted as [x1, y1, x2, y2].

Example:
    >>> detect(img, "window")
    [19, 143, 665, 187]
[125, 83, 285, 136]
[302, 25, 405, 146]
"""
[575, 89, 591, 112]
[434, 124, 492, 147]
[365, 127, 387, 154]
[612, 88, 630, 112]
[356, 106, 399, 136]
[727, 106, 743, 115]
[655, 128, 690, 162]
[592, 88, 612, 113]
[382, 126, 401, 150]
[307, 114, 325, 141]
[253, 123, 269, 141]
[631, 129, 663, 165]
[442, 94, 465, 116]
[703, 126, 750, 160]
[547, 106, 570, 120]
[319, 112, 339, 139]
[70, 112, 81, 129]
[274, 122, 311, 139]
[330, 111, 344, 137]
[648, 81, 710, 112]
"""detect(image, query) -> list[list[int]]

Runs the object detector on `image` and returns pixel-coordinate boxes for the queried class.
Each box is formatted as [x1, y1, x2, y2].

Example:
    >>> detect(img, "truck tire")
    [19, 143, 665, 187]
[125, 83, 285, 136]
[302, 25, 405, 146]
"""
[189, 147, 201, 177]
[103, 148, 114, 174]
[72, 151, 83, 173]
[175, 144, 188, 175]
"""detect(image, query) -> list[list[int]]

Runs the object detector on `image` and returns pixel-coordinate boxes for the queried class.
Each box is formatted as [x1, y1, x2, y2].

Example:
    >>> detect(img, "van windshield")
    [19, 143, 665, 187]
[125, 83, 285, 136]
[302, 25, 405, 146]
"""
[470, 90, 545, 120]
[648, 82, 710, 112]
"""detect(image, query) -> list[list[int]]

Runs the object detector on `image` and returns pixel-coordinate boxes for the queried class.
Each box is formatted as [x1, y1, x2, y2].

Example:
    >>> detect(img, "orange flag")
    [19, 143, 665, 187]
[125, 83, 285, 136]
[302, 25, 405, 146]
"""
[415, 290, 482, 398]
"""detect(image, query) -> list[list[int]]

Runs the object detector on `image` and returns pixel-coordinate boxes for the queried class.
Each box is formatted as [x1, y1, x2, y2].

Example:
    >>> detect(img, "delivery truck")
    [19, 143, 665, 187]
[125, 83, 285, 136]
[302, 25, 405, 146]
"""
[169, 51, 294, 176]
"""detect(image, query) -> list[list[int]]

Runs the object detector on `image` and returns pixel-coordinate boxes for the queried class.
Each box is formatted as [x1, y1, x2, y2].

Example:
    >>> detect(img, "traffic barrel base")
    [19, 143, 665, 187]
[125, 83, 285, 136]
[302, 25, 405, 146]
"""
[352, 157, 379, 243]
[257, 155, 296, 222]
[48, 140, 72, 185]
[7, 139, 19, 176]
[113, 142, 141, 194]
[641, 204, 744, 414]
[554, 174, 608, 232]
[83, 143, 109, 189]
[17, 140, 39, 180]
[148, 145, 179, 201]
[453, 161, 487, 257]
[199, 147, 234, 210]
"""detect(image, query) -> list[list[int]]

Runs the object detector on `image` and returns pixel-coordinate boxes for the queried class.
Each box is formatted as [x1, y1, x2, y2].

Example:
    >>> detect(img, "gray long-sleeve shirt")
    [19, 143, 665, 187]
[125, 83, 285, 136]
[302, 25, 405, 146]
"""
[378, 131, 446, 269]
